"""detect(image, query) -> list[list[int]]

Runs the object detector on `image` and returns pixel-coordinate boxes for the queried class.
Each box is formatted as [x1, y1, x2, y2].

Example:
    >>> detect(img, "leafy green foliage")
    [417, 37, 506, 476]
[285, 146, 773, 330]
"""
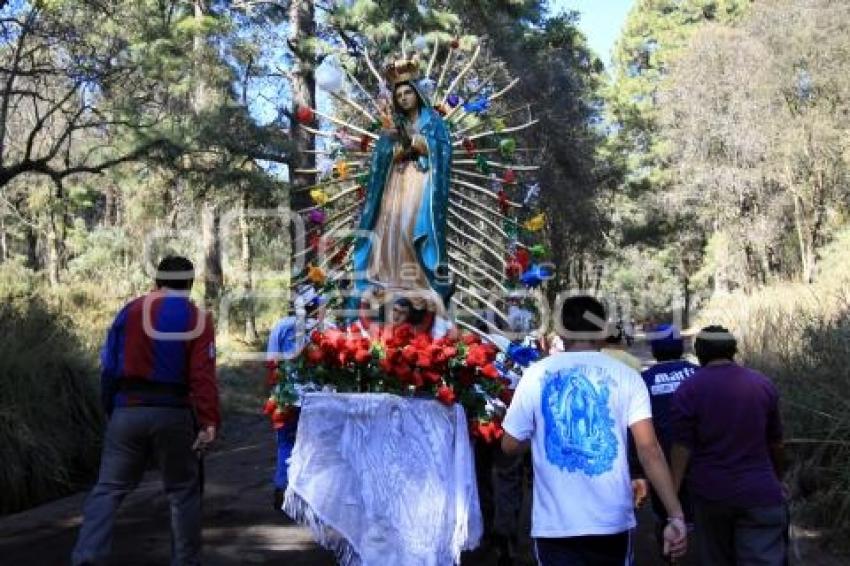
[602, 0, 849, 315]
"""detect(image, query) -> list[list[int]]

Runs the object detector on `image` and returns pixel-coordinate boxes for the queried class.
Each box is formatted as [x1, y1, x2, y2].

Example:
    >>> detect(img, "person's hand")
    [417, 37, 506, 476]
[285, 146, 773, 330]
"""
[632, 479, 649, 508]
[781, 481, 792, 501]
[193, 425, 216, 453]
[662, 517, 688, 560]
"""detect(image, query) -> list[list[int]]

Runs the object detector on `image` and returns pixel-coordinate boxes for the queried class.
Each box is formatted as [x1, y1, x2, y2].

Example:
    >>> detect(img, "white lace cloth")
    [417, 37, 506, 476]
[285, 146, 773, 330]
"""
[283, 393, 483, 565]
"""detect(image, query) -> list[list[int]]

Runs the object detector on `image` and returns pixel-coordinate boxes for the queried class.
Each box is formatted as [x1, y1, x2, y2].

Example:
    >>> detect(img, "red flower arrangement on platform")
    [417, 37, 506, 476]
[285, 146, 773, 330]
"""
[263, 322, 507, 441]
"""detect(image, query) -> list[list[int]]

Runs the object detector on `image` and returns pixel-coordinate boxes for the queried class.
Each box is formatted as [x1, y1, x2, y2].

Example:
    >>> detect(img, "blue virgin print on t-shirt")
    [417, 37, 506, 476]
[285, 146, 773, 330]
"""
[541, 366, 617, 476]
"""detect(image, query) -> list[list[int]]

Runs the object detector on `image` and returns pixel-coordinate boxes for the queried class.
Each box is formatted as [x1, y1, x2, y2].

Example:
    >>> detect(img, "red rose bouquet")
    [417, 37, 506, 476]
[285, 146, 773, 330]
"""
[263, 322, 507, 441]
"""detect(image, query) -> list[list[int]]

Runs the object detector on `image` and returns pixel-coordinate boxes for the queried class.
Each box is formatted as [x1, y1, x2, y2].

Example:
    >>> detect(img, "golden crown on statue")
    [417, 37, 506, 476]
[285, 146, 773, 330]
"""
[384, 57, 420, 87]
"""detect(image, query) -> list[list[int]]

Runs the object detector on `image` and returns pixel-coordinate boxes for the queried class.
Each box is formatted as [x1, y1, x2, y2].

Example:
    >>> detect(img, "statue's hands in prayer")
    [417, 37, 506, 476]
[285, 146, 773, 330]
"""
[410, 134, 428, 156]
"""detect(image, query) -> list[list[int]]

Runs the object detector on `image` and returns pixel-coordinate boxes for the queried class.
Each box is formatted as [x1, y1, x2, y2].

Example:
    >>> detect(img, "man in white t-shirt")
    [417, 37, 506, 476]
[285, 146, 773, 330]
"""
[502, 295, 687, 565]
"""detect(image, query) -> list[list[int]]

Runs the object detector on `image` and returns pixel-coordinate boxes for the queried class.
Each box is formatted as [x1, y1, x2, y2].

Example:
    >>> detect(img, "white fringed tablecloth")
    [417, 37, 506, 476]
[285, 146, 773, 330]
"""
[283, 393, 482, 565]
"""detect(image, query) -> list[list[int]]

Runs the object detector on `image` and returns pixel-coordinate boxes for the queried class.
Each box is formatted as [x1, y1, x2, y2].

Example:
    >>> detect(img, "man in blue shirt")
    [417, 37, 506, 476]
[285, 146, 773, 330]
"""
[641, 324, 698, 551]
[267, 285, 327, 511]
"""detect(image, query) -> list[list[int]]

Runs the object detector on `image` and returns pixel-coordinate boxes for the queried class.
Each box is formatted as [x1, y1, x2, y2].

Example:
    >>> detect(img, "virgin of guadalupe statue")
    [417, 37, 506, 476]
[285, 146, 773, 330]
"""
[350, 57, 453, 312]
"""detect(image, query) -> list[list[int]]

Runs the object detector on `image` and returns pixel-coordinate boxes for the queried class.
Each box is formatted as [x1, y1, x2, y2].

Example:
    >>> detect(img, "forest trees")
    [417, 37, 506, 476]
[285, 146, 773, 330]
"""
[0, 1, 290, 293]
[0, 2, 181, 283]
[606, 0, 850, 317]
[660, 0, 850, 287]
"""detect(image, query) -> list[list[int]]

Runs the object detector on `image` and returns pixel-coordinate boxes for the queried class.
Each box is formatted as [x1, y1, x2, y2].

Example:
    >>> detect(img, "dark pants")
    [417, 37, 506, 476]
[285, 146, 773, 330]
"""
[534, 531, 630, 566]
[693, 499, 787, 566]
[273, 421, 298, 489]
[474, 441, 526, 539]
[72, 407, 201, 566]
[492, 449, 524, 538]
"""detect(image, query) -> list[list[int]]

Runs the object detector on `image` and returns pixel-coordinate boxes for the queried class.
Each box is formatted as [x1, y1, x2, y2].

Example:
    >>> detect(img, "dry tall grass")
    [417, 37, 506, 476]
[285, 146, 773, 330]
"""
[0, 293, 103, 514]
[699, 232, 850, 549]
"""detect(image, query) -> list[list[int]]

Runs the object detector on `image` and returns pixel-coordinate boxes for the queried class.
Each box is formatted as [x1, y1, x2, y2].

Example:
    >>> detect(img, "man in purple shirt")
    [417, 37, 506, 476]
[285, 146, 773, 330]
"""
[670, 325, 787, 565]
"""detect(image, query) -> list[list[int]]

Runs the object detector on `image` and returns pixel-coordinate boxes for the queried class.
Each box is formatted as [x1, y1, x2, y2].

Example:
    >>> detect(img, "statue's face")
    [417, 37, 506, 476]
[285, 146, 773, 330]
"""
[394, 84, 418, 112]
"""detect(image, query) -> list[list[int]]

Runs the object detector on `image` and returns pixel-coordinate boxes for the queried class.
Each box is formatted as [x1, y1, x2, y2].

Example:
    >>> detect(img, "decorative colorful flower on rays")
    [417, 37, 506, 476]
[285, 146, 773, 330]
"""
[308, 209, 326, 225]
[463, 97, 490, 114]
[333, 160, 349, 179]
[499, 137, 516, 158]
[507, 343, 540, 367]
[523, 183, 541, 207]
[520, 263, 553, 288]
[498, 190, 510, 215]
[511, 248, 531, 272]
[310, 188, 329, 206]
[506, 260, 523, 279]
[523, 213, 545, 232]
[307, 264, 326, 286]
[295, 106, 314, 124]
[529, 244, 548, 259]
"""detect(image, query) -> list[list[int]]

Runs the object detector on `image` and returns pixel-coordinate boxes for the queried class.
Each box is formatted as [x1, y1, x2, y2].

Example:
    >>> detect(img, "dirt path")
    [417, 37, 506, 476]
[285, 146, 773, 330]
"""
[0, 412, 671, 566]
[0, 351, 843, 565]
[0, 414, 336, 566]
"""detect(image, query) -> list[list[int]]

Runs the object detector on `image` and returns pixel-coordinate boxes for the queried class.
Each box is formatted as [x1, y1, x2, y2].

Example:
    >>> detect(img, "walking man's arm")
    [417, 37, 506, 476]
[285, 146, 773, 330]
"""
[766, 384, 785, 480]
[99, 304, 131, 416]
[189, 310, 220, 450]
[501, 433, 530, 456]
[631, 419, 688, 559]
[501, 367, 535, 456]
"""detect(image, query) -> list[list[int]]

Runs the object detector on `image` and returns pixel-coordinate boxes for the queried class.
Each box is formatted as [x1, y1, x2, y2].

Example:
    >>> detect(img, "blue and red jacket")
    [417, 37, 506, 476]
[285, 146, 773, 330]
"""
[100, 291, 220, 428]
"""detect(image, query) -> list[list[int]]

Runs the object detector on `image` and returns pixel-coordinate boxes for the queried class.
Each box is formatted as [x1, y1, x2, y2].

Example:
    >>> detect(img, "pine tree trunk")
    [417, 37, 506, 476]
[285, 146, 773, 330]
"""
[0, 214, 7, 263]
[792, 193, 816, 284]
[240, 195, 258, 342]
[192, 0, 223, 307]
[46, 210, 63, 286]
[103, 183, 117, 227]
[193, 1, 209, 112]
[288, 0, 317, 273]
[576, 254, 585, 290]
[712, 265, 728, 296]
[202, 202, 223, 306]
[24, 224, 38, 270]
[46, 183, 66, 286]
